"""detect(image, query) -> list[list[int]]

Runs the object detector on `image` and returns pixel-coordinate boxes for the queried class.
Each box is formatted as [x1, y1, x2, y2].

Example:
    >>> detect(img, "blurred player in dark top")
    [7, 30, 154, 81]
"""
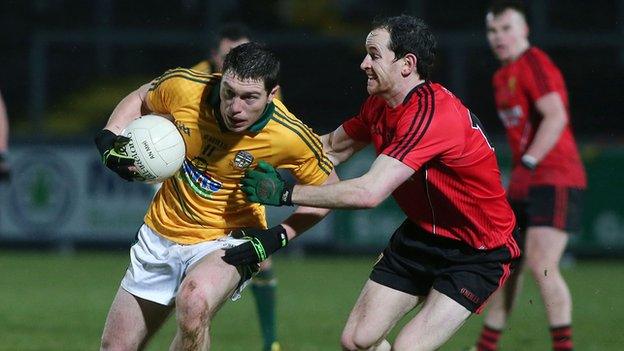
[232, 15, 521, 351]
[473, 2, 586, 351]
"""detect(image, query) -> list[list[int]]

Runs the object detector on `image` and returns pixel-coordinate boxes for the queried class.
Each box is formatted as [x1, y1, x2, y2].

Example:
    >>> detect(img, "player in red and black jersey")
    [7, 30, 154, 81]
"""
[473, 2, 586, 351]
[234, 15, 520, 350]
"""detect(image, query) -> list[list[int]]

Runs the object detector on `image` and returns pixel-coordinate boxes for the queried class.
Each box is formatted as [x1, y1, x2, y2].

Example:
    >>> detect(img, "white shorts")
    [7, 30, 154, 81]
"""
[121, 224, 254, 306]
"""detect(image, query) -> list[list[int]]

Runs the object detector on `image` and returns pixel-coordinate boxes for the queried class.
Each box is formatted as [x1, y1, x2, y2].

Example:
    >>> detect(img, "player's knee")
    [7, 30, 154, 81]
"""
[340, 330, 357, 351]
[100, 336, 133, 351]
[349, 330, 380, 350]
[525, 254, 554, 278]
[176, 279, 210, 333]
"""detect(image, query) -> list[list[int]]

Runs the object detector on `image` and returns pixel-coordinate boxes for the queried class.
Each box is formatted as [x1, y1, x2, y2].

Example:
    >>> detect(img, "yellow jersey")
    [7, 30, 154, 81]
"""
[144, 68, 332, 244]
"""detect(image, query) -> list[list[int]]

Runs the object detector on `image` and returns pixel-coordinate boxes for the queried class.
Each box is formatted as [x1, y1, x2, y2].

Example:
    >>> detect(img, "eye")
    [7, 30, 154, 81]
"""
[223, 89, 235, 99]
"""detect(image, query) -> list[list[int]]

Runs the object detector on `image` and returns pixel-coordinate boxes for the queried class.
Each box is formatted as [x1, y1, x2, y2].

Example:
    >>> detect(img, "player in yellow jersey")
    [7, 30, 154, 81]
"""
[189, 23, 282, 351]
[95, 42, 337, 351]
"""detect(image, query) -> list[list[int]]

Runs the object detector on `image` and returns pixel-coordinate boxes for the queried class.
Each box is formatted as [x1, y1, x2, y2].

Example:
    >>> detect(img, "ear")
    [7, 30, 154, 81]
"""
[401, 53, 418, 77]
[268, 85, 280, 102]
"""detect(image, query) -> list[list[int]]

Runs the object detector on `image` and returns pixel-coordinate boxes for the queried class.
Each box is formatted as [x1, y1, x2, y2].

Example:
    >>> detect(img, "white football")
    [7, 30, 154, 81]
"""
[122, 115, 185, 184]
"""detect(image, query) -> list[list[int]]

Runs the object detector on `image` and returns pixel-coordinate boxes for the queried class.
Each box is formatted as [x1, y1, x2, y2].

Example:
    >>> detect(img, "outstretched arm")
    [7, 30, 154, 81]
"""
[242, 154, 415, 209]
[292, 154, 413, 209]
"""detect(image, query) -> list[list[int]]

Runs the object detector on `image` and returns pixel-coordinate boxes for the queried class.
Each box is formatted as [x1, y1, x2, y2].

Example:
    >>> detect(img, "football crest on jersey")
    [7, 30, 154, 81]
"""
[507, 76, 517, 94]
[232, 150, 254, 170]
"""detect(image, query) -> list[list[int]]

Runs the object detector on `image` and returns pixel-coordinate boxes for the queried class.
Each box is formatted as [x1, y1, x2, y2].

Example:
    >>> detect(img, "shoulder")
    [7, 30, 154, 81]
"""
[270, 104, 323, 150]
[149, 68, 219, 99]
[520, 47, 559, 72]
[425, 82, 460, 109]
[152, 68, 217, 87]
[423, 83, 469, 125]
[270, 103, 317, 140]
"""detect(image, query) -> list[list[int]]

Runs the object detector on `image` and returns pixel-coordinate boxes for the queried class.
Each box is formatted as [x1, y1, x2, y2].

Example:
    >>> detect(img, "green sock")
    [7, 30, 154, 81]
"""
[252, 269, 277, 351]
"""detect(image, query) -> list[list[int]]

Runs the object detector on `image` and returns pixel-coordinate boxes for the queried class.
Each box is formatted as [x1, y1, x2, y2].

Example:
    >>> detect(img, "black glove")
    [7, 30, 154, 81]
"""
[0, 152, 9, 182]
[94, 129, 139, 181]
[222, 225, 289, 265]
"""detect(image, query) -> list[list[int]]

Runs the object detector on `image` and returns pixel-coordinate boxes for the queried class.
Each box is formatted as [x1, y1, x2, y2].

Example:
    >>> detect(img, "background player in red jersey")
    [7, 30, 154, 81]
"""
[228, 15, 520, 351]
[473, 2, 587, 351]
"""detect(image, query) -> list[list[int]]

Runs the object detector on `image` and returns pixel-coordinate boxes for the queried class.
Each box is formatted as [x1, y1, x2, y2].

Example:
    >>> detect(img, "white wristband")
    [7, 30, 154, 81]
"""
[520, 154, 538, 170]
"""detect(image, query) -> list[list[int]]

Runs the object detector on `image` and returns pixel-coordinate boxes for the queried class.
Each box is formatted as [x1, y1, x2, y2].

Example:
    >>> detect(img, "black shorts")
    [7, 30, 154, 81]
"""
[509, 185, 584, 234]
[370, 220, 519, 313]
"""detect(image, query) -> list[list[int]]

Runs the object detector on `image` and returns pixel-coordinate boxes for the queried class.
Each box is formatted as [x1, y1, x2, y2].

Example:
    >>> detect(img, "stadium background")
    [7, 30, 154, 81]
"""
[0, 0, 623, 350]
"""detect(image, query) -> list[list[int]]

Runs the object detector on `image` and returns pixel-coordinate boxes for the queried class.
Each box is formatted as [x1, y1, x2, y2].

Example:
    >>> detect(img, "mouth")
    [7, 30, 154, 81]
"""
[366, 73, 378, 82]
[225, 115, 246, 128]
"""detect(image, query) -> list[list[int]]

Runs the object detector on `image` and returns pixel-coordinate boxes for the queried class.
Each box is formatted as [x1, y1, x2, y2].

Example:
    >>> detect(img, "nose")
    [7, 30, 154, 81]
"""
[360, 54, 371, 71]
[229, 97, 243, 115]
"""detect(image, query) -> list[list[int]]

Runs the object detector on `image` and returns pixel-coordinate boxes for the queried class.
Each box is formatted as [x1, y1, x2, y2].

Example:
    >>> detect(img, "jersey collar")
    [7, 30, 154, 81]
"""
[402, 81, 429, 105]
[209, 78, 275, 133]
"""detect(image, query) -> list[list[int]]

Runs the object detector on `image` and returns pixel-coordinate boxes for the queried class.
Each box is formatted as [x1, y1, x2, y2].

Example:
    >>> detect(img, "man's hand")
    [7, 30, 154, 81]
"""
[222, 225, 289, 265]
[94, 129, 140, 181]
[241, 161, 294, 206]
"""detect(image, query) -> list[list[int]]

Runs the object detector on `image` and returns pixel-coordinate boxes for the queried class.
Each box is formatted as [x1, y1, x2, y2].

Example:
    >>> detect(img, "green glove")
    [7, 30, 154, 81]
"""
[241, 161, 294, 206]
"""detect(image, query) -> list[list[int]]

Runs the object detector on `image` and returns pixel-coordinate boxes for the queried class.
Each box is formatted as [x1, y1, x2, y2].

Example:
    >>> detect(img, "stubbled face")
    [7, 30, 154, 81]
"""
[360, 28, 404, 96]
[212, 37, 250, 71]
[486, 9, 529, 63]
[219, 71, 276, 133]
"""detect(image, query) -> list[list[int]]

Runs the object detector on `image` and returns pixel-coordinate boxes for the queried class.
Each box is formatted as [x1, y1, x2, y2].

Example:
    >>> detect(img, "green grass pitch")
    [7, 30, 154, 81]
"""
[0, 251, 622, 350]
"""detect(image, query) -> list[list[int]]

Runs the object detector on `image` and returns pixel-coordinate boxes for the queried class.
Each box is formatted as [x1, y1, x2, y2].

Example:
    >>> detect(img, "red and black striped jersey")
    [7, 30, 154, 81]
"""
[493, 47, 586, 190]
[343, 82, 518, 253]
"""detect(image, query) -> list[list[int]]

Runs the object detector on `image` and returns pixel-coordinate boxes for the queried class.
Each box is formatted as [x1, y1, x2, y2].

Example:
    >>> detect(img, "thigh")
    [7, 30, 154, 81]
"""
[394, 289, 471, 351]
[343, 279, 421, 343]
[180, 249, 243, 315]
[122, 225, 184, 306]
[525, 226, 569, 267]
[101, 286, 172, 350]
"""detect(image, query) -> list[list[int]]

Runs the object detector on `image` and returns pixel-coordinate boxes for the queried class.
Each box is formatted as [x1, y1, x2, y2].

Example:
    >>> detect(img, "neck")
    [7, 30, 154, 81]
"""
[504, 40, 530, 64]
[383, 77, 425, 108]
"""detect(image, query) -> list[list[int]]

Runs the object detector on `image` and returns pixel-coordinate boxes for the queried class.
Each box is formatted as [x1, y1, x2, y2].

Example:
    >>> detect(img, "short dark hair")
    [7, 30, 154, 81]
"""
[216, 22, 252, 43]
[487, 0, 527, 17]
[372, 15, 437, 80]
[222, 42, 280, 92]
